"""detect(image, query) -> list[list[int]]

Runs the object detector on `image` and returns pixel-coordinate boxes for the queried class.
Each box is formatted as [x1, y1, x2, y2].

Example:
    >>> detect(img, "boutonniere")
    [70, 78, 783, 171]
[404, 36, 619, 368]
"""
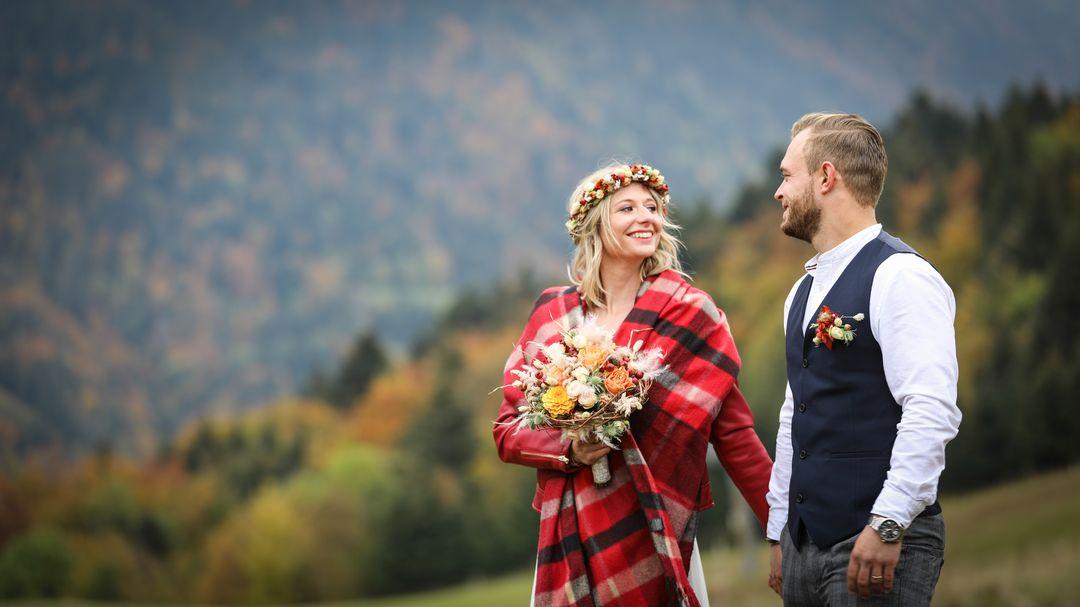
[810, 305, 865, 350]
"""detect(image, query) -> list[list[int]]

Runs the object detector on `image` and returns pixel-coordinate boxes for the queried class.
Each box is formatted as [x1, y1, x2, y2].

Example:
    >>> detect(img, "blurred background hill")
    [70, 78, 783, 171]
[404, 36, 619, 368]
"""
[2, 1, 1079, 604]
[3, 0, 1079, 457]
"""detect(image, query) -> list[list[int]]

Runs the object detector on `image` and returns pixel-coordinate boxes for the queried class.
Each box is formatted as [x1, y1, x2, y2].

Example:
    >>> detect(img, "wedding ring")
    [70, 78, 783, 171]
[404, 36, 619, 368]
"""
[871, 575, 884, 581]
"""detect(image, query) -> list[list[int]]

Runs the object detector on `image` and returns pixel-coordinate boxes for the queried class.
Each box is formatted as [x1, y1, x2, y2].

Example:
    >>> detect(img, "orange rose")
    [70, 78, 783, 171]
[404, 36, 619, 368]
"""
[603, 367, 635, 395]
[578, 345, 611, 370]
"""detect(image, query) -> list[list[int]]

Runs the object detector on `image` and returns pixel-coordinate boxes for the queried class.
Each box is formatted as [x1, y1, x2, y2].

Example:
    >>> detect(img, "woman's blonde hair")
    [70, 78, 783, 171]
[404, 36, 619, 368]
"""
[565, 164, 685, 310]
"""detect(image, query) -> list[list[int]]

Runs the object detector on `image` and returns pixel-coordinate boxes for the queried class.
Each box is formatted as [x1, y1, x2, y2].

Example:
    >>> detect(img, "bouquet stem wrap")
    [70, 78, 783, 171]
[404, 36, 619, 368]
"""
[591, 454, 611, 486]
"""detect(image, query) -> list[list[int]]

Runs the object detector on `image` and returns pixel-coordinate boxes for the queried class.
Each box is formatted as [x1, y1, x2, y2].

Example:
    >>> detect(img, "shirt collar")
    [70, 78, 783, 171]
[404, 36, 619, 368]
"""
[804, 223, 883, 276]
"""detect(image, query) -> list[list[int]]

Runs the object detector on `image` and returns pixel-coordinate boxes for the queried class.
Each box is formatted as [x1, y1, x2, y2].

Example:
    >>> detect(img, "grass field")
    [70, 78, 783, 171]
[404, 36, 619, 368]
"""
[370, 464, 1080, 606]
[695, 464, 1080, 607]
[7, 466, 1080, 606]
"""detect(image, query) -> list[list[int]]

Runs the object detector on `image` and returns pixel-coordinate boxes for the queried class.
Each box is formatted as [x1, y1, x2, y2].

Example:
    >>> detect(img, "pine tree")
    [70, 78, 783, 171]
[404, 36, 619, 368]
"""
[326, 330, 388, 409]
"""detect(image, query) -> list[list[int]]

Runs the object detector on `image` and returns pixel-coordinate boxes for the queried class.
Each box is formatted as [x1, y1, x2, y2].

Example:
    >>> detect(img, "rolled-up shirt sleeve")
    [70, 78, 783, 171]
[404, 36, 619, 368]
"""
[870, 254, 962, 526]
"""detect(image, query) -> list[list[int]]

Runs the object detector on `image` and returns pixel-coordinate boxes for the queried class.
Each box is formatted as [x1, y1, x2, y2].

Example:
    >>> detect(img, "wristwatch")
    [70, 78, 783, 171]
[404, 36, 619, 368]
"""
[868, 514, 905, 543]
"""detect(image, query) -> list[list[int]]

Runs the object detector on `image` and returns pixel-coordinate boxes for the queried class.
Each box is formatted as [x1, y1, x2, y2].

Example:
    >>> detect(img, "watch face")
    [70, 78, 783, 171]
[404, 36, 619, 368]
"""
[878, 519, 902, 542]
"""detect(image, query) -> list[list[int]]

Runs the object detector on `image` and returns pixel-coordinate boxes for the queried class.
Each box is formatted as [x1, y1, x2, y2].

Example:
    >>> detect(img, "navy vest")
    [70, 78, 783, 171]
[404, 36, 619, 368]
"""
[785, 230, 940, 548]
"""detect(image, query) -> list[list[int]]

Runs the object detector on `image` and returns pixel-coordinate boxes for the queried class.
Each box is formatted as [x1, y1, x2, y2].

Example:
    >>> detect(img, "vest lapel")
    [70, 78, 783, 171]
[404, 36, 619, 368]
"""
[796, 237, 889, 357]
[788, 274, 815, 359]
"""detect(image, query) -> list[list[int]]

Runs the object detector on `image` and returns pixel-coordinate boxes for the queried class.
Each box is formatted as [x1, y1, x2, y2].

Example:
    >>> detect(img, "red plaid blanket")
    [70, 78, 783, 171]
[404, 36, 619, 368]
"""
[494, 270, 772, 606]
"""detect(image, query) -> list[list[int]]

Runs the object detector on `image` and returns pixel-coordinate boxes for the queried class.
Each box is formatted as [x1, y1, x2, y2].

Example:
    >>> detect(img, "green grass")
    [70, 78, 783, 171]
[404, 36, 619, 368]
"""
[6, 466, 1079, 606]
[327, 571, 535, 607]
[932, 466, 1080, 607]
[696, 464, 1080, 607]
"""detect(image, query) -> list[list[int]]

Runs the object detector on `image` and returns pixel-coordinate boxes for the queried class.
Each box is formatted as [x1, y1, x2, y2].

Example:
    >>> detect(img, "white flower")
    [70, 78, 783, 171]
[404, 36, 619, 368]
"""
[613, 394, 642, 417]
[543, 341, 566, 359]
[577, 391, 598, 408]
[566, 379, 599, 409]
[833, 317, 843, 327]
[829, 326, 846, 340]
[853, 313, 865, 322]
[572, 367, 591, 382]
[813, 336, 822, 345]
[629, 347, 664, 376]
[633, 339, 644, 352]
[578, 316, 613, 344]
[571, 333, 588, 349]
[565, 379, 588, 398]
[543, 343, 572, 369]
[565, 378, 600, 406]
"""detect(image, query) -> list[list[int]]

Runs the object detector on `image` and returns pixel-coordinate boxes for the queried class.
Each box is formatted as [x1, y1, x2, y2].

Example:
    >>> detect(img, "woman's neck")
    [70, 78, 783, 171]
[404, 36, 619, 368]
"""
[599, 258, 642, 314]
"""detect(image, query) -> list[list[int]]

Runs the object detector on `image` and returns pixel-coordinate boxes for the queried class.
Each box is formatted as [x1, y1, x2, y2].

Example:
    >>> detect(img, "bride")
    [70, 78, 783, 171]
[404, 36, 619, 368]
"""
[493, 163, 773, 606]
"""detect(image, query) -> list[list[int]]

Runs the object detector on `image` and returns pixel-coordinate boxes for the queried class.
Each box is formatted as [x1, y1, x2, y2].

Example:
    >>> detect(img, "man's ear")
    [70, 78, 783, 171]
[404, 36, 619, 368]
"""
[819, 161, 839, 195]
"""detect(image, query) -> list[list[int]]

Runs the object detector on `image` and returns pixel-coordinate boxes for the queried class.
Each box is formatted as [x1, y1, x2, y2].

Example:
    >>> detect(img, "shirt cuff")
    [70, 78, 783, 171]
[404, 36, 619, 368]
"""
[871, 485, 930, 528]
[766, 509, 786, 542]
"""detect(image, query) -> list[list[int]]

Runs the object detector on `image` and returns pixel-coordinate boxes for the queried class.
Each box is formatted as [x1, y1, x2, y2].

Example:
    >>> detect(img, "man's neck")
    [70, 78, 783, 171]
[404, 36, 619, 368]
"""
[811, 212, 878, 254]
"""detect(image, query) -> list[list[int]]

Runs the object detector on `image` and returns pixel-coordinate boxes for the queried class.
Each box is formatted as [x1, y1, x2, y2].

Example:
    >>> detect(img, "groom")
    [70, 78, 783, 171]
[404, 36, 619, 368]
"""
[764, 113, 961, 606]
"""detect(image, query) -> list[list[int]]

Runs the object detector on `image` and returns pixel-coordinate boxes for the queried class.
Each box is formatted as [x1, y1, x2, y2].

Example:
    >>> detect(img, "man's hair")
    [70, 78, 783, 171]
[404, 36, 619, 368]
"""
[791, 113, 888, 207]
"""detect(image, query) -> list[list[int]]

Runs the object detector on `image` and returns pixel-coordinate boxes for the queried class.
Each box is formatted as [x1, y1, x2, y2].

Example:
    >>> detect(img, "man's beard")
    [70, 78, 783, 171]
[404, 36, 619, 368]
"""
[781, 185, 821, 243]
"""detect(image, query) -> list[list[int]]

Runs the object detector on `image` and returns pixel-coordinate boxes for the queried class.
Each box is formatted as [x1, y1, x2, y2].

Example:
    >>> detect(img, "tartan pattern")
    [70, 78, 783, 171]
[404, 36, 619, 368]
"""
[504, 271, 747, 606]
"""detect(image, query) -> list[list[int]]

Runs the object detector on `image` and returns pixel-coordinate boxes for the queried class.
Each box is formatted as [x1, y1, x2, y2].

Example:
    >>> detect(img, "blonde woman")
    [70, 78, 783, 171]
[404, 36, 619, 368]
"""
[493, 163, 773, 606]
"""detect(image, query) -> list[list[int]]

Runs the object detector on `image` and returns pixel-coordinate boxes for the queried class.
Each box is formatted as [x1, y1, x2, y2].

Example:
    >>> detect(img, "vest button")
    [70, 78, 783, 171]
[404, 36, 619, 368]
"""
[802, 358, 809, 368]
[795, 493, 805, 503]
[799, 449, 807, 459]
[798, 403, 807, 413]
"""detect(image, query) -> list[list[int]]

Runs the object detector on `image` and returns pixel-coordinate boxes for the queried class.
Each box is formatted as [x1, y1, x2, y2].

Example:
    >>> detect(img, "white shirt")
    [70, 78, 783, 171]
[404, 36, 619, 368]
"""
[765, 224, 962, 541]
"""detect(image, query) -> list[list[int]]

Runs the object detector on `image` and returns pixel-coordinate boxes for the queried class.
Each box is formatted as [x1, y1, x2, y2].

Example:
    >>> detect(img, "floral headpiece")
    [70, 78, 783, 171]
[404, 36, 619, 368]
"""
[565, 164, 671, 241]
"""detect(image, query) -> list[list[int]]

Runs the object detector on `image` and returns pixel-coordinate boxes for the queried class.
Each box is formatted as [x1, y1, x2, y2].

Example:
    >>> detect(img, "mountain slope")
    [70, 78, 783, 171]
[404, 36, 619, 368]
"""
[2, 0, 1078, 454]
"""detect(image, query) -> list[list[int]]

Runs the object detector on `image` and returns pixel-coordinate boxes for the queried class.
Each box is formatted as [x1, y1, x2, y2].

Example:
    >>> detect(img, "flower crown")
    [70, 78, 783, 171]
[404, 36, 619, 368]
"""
[565, 164, 671, 241]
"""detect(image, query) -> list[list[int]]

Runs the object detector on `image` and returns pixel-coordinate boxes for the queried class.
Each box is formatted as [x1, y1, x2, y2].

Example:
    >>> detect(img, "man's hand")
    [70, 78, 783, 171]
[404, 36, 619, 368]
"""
[768, 543, 783, 597]
[847, 526, 901, 598]
[570, 437, 610, 466]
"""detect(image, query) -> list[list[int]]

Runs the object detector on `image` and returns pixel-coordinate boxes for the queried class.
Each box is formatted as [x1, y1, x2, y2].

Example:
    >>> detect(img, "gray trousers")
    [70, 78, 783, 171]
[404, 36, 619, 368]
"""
[780, 514, 945, 606]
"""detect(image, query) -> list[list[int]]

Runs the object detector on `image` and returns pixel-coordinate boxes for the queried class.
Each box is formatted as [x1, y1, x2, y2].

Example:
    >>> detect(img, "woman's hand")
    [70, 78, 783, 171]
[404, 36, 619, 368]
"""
[570, 437, 611, 466]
